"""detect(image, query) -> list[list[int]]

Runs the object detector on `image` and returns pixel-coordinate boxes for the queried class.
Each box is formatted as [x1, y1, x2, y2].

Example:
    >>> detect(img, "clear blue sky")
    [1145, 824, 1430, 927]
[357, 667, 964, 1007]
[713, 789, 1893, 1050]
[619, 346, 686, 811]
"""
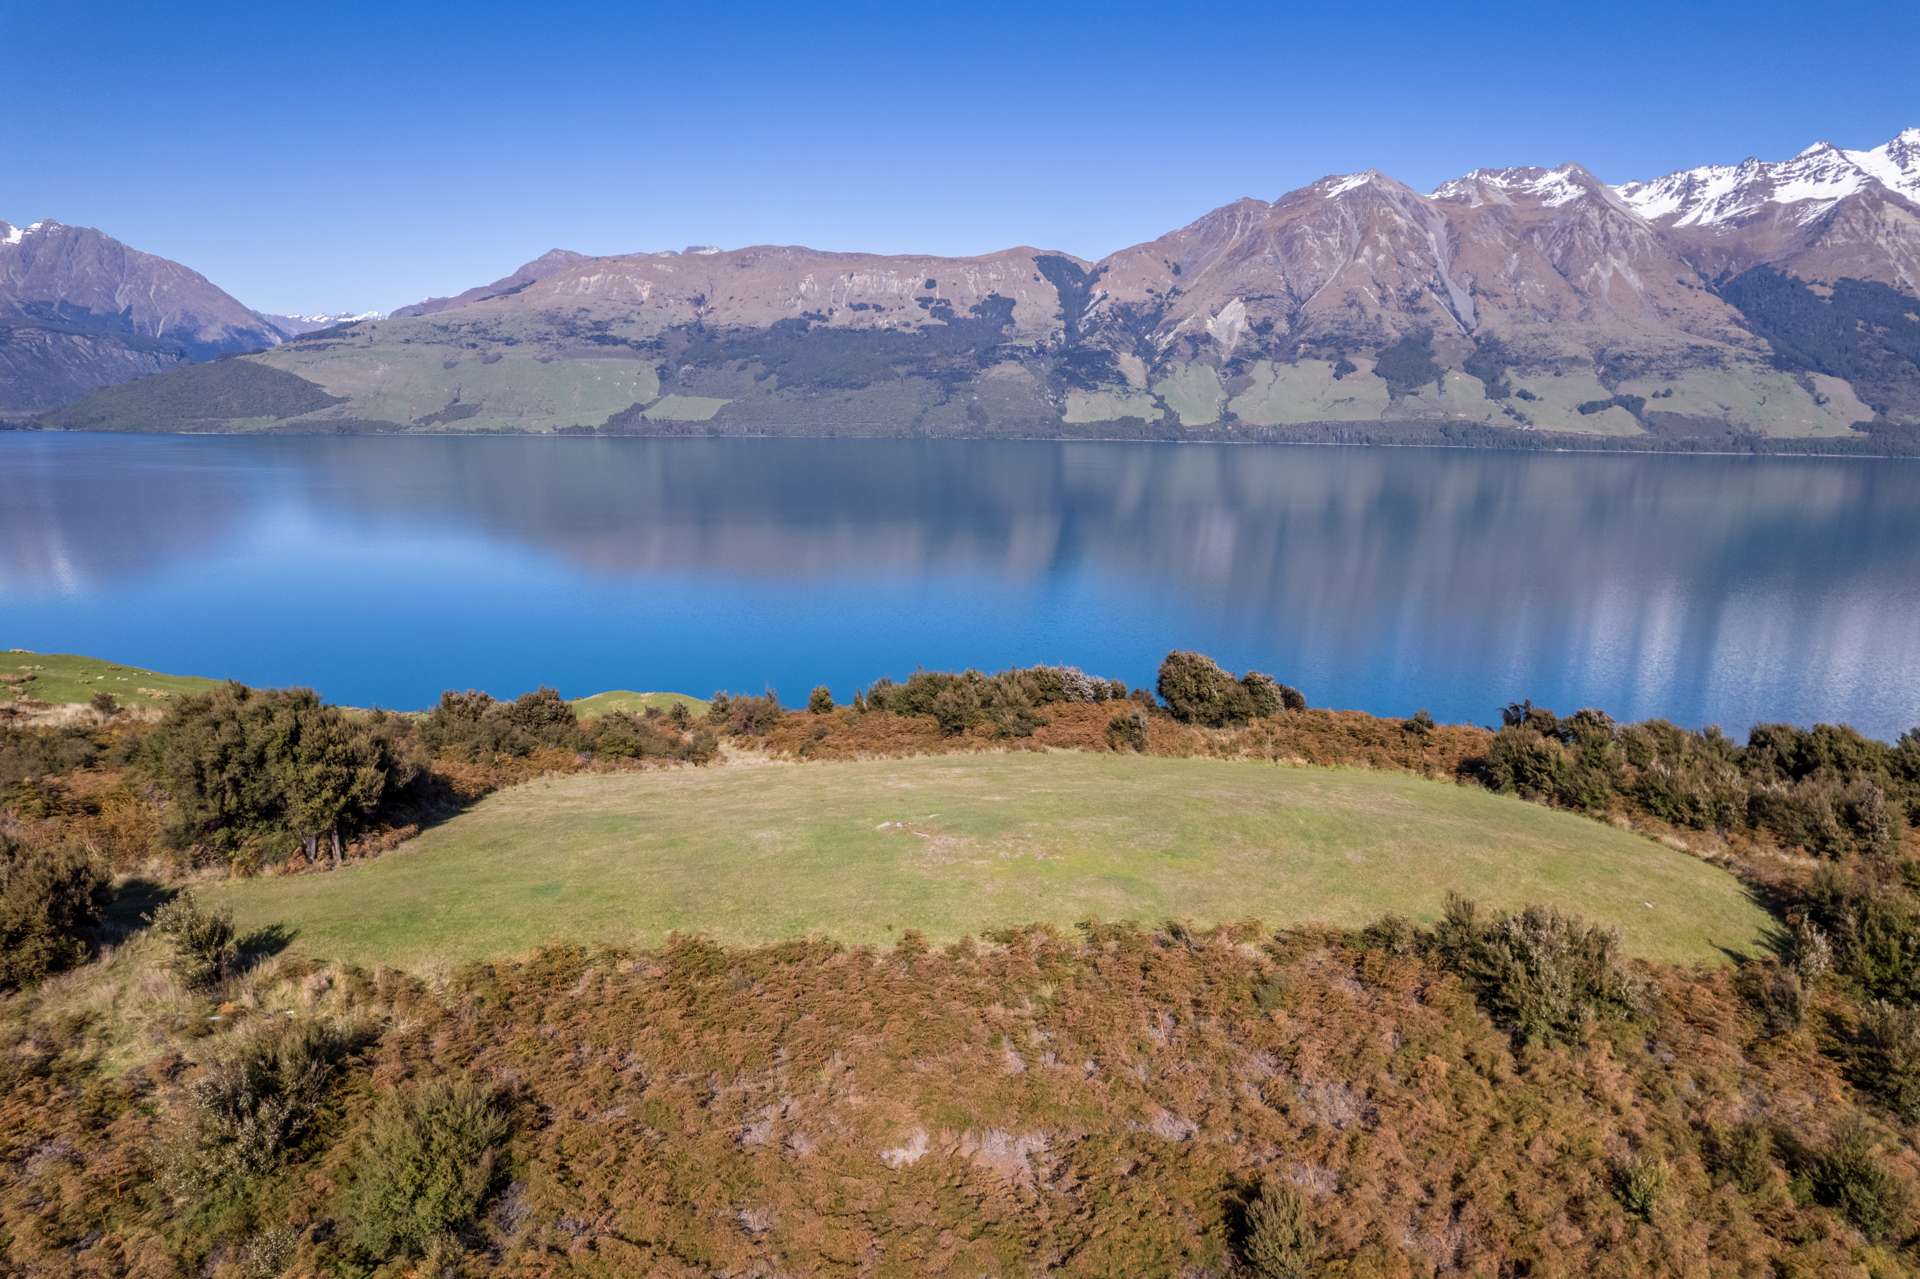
[7, 0, 1916, 314]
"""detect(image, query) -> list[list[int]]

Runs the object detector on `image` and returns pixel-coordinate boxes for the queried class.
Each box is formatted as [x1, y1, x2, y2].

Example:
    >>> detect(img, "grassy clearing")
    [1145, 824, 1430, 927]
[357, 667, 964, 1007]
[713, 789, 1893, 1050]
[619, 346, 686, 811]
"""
[210, 751, 1771, 970]
[2, 650, 220, 710]
[570, 689, 710, 719]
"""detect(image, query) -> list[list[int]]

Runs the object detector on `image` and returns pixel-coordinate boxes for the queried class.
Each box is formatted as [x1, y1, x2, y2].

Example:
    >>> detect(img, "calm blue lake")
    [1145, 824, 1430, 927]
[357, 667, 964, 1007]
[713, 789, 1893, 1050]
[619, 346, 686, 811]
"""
[3, 432, 1918, 740]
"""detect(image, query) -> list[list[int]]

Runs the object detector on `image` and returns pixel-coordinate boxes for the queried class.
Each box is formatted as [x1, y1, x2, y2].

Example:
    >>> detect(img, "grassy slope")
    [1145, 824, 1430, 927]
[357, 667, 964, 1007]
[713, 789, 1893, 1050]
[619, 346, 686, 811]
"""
[2, 650, 221, 709]
[570, 689, 710, 718]
[211, 751, 1771, 969]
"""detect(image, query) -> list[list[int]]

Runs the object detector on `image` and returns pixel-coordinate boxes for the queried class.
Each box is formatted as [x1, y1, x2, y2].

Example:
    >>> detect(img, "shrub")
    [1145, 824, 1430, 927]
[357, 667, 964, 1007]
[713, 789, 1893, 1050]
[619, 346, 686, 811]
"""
[89, 690, 119, 718]
[1105, 707, 1149, 753]
[1241, 673, 1284, 718]
[150, 890, 237, 990]
[0, 833, 108, 989]
[1238, 1178, 1317, 1278]
[583, 711, 711, 763]
[1429, 895, 1642, 1046]
[421, 688, 581, 762]
[1737, 964, 1807, 1036]
[1403, 709, 1435, 736]
[174, 1019, 360, 1200]
[1857, 1001, 1920, 1122]
[1806, 1121, 1910, 1242]
[147, 684, 420, 868]
[723, 691, 783, 737]
[1805, 867, 1920, 1004]
[1706, 1121, 1775, 1194]
[1156, 651, 1253, 727]
[808, 686, 834, 714]
[341, 1077, 511, 1261]
[1614, 1154, 1670, 1221]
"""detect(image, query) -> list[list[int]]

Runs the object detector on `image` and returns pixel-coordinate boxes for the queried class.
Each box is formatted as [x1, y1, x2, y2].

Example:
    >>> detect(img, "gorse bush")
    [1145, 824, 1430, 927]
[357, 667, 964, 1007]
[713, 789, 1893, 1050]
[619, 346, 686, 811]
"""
[808, 686, 834, 714]
[1105, 706, 1149, 753]
[1429, 895, 1642, 1046]
[860, 665, 1123, 739]
[581, 710, 715, 763]
[150, 890, 237, 990]
[174, 1019, 361, 1202]
[1614, 1154, 1671, 1221]
[146, 685, 421, 868]
[0, 832, 107, 990]
[1806, 1121, 1910, 1243]
[1805, 866, 1920, 1005]
[340, 1077, 510, 1261]
[1856, 1000, 1920, 1122]
[421, 688, 582, 761]
[1156, 651, 1302, 727]
[1238, 1178, 1317, 1278]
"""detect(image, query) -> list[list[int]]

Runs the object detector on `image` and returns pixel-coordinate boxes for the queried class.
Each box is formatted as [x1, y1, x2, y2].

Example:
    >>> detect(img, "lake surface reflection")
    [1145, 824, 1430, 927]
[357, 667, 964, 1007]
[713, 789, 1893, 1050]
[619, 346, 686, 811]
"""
[4, 433, 1918, 738]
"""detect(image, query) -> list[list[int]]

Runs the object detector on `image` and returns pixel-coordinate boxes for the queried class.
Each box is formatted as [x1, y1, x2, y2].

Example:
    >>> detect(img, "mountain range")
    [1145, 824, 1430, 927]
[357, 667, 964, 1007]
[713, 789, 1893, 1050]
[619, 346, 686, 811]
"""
[14, 127, 1920, 444]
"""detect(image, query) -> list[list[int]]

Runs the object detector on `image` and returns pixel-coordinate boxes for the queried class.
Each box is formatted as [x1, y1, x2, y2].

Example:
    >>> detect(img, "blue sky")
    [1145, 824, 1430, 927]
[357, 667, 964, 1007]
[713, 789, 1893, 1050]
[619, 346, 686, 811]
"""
[6, 0, 1916, 314]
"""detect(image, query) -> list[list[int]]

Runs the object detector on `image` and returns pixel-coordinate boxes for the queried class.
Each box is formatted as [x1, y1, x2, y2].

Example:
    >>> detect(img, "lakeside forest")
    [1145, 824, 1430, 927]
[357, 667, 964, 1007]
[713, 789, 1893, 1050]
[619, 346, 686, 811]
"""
[6, 651, 1920, 1274]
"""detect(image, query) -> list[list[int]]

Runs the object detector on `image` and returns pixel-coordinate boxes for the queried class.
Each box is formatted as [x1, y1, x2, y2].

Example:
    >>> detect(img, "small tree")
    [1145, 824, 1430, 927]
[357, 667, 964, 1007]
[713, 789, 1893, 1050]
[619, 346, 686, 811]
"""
[89, 690, 119, 719]
[0, 833, 108, 990]
[808, 686, 834, 714]
[150, 890, 237, 990]
[1239, 1178, 1317, 1278]
[341, 1078, 511, 1261]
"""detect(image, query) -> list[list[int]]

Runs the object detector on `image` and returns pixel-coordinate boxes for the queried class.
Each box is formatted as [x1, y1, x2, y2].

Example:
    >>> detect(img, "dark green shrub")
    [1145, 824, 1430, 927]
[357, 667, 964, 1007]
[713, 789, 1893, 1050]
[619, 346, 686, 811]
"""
[1156, 651, 1253, 727]
[1238, 1178, 1317, 1278]
[1805, 867, 1920, 1004]
[421, 688, 581, 761]
[583, 711, 710, 763]
[1614, 1154, 1670, 1221]
[1856, 1001, 1920, 1121]
[1706, 1120, 1775, 1194]
[1105, 707, 1149, 753]
[150, 890, 237, 990]
[1480, 727, 1570, 799]
[148, 684, 420, 867]
[808, 686, 834, 714]
[1737, 963, 1807, 1036]
[0, 722, 103, 788]
[0, 833, 107, 989]
[174, 1019, 360, 1200]
[1806, 1121, 1910, 1242]
[1241, 672, 1283, 718]
[88, 690, 119, 718]
[1430, 895, 1642, 1046]
[341, 1077, 510, 1261]
[1403, 709, 1435, 736]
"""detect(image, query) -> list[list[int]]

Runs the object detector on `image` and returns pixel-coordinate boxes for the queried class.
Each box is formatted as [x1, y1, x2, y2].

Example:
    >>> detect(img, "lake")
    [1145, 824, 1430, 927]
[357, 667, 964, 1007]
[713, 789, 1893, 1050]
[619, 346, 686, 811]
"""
[3, 432, 1918, 740]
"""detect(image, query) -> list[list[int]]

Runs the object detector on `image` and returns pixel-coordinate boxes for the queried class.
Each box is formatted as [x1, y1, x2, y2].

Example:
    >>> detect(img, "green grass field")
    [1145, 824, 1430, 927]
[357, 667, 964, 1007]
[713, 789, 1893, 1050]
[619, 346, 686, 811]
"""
[2, 651, 221, 710]
[570, 690, 710, 719]
[210, 752, 1772, 970]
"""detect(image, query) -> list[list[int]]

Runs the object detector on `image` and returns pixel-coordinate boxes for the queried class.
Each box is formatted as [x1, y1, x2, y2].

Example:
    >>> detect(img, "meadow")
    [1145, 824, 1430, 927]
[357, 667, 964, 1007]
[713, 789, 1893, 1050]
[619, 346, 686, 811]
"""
[208, 751, 1772, 969]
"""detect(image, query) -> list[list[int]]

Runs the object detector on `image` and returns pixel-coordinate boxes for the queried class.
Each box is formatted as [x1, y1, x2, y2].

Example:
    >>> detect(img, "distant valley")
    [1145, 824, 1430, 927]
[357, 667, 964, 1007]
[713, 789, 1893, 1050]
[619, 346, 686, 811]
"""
[9, 128, 1920, 446]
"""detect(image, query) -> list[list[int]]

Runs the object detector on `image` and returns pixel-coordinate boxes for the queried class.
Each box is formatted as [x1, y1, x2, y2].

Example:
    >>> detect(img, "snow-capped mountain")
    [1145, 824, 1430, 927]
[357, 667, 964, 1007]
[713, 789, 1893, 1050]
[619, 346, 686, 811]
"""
[1, 218, 282, 417]
[1617, 129, 1920, 227]
[256, 310, 386, 339]
[26, 127, 1920, 438]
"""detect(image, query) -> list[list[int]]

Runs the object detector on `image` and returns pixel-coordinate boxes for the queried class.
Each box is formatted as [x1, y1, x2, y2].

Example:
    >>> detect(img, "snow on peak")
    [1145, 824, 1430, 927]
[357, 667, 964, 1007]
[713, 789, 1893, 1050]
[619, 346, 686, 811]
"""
[1617, 128, 1920, 227]
[1432, 165, 1589, 208]
[1321, 172, 1378, 197]
[1841, 127, 1920, 205]
[2, 219, 48, 246]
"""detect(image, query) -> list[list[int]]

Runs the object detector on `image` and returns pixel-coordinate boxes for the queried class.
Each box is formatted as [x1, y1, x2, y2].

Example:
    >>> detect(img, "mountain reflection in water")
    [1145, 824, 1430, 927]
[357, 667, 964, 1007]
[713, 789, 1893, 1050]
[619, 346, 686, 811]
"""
[4, 433, 1917, 738]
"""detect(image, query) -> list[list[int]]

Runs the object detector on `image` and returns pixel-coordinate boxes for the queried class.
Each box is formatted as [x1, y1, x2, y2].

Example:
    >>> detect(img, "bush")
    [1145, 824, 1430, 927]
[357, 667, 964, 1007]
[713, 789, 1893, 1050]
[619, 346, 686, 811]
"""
[860, 666, 1110, 739]
[421, 688, 582, 762]
[147, 684, 421, 868]
[722, 691, 783, 737]
[1238, 1178, 1317, 1278]
[1156, 651, 1253, 727]
[89, 690, 119, 718]
[1105, 707, 1149, 753]
[0, 832, 108, 990]
[1403, 709, 1436, 736]
[1806, 1121, 1910, 1242]
[174, 1019, 360, 1200]
[1857, 1001, 1920, 1121]
[1614, 1154, 1670, 1221]
[1429, 895, 1642, 1046]
[583, 711, 711, 763]
[1706, 1121, 1775, 1194]
[1737, 964, 1807, 1036]
[341, 1077, 510, 1261]
[808, 686, 834, 714]
[1241, 673, 1284, 718]
[1805, 867, 1920, 1004]
[150, 890, 237, 990]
